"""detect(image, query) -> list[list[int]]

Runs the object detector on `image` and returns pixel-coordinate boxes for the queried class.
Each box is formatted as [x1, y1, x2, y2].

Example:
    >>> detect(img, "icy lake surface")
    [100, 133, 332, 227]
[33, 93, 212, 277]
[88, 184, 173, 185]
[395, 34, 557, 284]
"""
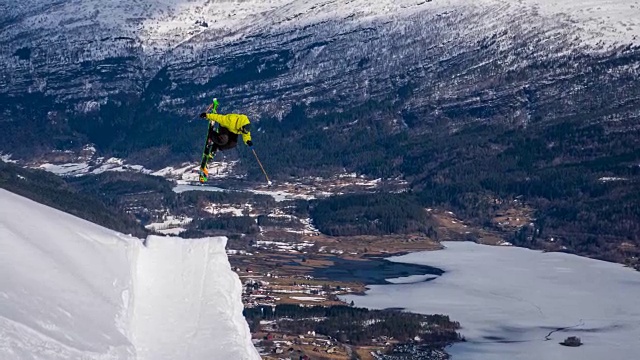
[172, 183, 314, 202]
[343, 241, 640, 360]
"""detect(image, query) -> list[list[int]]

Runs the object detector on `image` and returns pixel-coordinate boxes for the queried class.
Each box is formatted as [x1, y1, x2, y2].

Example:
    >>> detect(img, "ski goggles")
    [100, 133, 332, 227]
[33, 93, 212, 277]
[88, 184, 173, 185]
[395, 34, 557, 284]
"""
[240, 124, 251, 134]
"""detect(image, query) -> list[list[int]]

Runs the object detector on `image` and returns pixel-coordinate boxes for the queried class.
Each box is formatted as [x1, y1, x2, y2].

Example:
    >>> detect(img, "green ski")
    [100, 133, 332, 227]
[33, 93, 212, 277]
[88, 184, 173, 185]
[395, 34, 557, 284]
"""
[199, 98, 219, 183]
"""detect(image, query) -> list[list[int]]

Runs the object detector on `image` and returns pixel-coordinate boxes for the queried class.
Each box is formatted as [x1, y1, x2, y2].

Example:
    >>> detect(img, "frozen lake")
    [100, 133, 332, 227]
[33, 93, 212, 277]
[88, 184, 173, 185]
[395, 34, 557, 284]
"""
[172, 184, 227, 194]
[172, 183, 315, 202]
[343, 241, 640, 360]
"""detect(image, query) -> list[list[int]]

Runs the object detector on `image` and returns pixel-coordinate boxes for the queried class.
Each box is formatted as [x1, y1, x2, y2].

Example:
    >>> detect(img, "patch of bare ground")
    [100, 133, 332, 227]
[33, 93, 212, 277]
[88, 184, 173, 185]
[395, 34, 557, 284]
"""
[355, 346, 388, 360]
[430, 210, 506, 245]
[315, 233, 442, 255]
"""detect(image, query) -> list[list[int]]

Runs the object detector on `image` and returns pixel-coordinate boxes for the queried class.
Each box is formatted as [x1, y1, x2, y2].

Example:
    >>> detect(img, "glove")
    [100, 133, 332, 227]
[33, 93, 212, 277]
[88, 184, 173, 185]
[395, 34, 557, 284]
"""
[199, 112, 207, 118]
[246, 140, 253, 147]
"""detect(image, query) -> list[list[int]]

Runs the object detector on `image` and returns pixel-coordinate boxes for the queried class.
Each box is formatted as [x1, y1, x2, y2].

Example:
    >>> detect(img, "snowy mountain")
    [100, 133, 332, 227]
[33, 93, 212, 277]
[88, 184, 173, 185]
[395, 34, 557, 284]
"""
[1, 0, 639, 267]
[0, 188, 260, 360]
[1, 0, 639, 161]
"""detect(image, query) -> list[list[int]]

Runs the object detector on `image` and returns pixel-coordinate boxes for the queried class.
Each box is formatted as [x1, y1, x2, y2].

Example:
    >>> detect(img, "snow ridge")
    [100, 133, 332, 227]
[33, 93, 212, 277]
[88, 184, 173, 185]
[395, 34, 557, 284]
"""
[130, 236, 258, 360]
[0, 189, 260, 360]
[5, 0, 638, 52]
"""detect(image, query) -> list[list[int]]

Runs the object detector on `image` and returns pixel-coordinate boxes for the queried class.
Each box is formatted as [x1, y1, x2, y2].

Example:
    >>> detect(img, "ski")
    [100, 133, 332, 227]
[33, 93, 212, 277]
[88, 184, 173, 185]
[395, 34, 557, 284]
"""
[198, 98, 219, 183]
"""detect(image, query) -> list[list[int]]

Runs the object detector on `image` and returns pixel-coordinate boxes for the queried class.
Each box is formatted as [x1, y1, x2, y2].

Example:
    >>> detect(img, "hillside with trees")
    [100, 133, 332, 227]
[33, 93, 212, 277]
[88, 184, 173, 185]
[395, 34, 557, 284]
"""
[310, 193, 434, 236]
[244, 304, 462, 346]
[0, 162, 147, 237]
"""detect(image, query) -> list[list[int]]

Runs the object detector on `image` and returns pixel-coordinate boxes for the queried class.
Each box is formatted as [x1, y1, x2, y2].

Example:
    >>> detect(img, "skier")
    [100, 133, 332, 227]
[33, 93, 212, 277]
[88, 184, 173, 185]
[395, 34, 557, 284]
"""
[199, 111, 253, 150]
[198, 111, 253, 178]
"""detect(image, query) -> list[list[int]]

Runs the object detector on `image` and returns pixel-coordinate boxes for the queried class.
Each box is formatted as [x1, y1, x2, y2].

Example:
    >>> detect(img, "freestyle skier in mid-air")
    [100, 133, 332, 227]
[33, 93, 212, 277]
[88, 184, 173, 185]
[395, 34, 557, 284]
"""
[197, 101, 254, 182]
[199, 111, 253, 151]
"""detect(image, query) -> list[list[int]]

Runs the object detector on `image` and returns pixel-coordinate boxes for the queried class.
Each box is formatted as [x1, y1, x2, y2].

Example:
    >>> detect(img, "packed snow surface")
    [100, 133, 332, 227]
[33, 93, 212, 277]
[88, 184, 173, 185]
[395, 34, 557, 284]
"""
[344, 241, 640, 360]
[130, 236, 256, 360]
[0, 189, 260, 360]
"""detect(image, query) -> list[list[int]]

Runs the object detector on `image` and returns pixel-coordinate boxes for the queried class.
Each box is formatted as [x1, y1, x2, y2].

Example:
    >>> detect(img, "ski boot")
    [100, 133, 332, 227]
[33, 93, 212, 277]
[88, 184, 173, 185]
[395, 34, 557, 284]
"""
[199, 166, 209, 183]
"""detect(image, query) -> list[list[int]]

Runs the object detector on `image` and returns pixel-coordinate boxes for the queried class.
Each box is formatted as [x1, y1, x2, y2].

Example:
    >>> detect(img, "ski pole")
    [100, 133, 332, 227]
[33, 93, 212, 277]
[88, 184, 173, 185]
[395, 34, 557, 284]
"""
[251, 148, 272, 185]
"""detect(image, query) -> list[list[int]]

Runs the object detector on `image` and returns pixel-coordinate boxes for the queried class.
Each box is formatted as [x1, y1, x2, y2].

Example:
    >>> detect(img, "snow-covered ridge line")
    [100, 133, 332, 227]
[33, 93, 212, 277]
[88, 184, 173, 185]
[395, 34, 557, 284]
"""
[0, 189, 260, 360]
[474, 0, 637, 45]
[2, 0, 638, 157]
[3, 0, 638, 57]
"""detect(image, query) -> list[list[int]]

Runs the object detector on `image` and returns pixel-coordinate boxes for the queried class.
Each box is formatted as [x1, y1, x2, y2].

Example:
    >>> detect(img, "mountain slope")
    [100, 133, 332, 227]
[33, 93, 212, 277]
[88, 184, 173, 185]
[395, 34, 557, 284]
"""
[0, 161, 148, 237]
[130, 236, 257, 360]
[1, 0, 639, 266]
[0, 189, 260, 360]
[1, 0, 639, 161]
[0, 190, 136, 359]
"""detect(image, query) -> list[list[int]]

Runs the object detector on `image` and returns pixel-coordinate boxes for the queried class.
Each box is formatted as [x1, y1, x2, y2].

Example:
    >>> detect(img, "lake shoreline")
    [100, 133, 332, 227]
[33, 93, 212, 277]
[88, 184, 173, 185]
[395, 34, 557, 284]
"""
[312, 254, 444, 287]
[341, 241, 640, 360]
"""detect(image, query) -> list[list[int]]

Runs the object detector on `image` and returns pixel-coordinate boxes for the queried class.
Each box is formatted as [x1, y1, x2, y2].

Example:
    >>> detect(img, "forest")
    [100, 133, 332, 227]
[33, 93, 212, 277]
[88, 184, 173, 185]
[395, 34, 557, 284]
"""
[3, 97, 639, 268]
[243, 304, 462, 346]
[253, 99, 640, 269]
[2, 28, 638, 270]
[310, 193, 434, 236]
[0, 162, 147, 237]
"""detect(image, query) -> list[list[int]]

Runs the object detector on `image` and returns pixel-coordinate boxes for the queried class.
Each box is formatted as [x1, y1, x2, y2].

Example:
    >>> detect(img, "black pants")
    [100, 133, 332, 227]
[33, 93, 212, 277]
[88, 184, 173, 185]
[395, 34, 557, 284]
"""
[208, 126, 238, 151]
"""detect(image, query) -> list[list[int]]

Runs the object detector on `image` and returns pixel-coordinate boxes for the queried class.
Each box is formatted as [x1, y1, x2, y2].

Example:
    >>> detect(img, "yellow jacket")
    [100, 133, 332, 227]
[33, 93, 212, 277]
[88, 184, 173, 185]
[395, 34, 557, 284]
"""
[205, 113, 252, 144]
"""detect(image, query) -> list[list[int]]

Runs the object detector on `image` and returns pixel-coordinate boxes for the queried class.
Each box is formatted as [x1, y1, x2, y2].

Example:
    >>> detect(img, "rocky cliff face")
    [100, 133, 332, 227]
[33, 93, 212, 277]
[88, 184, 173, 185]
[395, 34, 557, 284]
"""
[1, 0, 639, 165]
